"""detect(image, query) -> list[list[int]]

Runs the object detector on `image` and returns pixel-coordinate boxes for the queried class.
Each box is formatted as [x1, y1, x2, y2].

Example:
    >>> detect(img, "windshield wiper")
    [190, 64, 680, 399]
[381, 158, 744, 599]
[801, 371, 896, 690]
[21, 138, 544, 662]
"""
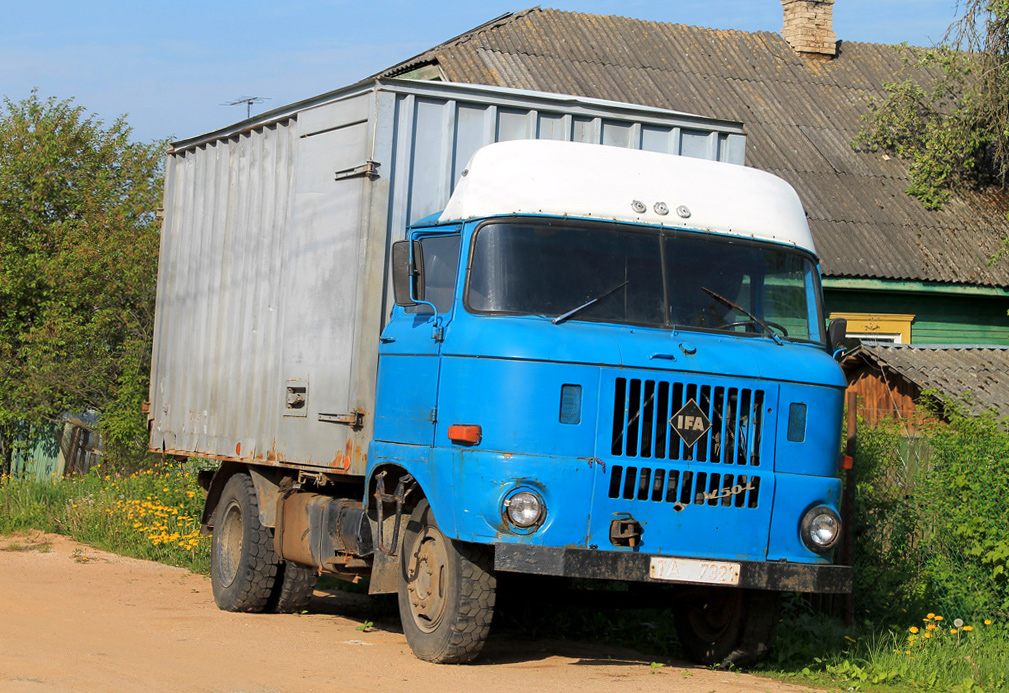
[552, 281, 629, 325]
[701, 287, 784, 345]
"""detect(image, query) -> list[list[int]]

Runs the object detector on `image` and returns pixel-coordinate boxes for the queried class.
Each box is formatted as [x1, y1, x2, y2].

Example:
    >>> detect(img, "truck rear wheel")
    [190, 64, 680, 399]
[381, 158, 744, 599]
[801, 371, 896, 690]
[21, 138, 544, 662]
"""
[673, 587, 780, 667]
[268, 561, 318, 614]
[397, 500, 496, 663]
[211, 473, 281, 612]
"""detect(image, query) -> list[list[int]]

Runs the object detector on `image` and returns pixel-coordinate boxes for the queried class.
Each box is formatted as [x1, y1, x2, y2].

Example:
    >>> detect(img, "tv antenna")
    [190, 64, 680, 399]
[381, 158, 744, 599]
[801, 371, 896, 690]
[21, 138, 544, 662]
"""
[223, 96, 270, 119]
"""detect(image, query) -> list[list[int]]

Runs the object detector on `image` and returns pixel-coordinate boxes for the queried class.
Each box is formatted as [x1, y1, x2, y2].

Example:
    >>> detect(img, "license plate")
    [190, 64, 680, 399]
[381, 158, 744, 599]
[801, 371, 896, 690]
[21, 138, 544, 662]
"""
[648, 557, 741, 586]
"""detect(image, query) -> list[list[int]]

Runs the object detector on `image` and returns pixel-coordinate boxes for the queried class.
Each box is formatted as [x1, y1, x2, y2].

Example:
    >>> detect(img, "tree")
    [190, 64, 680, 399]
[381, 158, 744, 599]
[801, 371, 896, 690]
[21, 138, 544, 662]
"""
[857, 1, 1009, 210]
[0, 91, 165, 472]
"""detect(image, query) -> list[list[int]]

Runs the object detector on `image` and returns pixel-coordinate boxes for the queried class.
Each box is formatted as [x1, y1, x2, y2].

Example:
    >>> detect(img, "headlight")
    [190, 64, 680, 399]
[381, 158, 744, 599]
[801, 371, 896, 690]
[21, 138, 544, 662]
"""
[504, 490, 544, 529]
[800, 505, 841, 553]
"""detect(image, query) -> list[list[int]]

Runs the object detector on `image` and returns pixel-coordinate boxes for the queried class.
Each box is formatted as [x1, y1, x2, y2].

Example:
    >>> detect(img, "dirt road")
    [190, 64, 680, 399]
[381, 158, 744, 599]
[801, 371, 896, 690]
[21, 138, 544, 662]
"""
[0, 532, 817, 692]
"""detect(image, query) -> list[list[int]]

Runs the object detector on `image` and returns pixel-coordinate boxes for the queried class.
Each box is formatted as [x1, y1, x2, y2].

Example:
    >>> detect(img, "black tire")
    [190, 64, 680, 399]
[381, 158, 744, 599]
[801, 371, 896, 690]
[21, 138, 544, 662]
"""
[268, 560, 318, 614]
[210, 473, 281, 612]
[397, 500, 496, 663]
[673, 587, 780, 667]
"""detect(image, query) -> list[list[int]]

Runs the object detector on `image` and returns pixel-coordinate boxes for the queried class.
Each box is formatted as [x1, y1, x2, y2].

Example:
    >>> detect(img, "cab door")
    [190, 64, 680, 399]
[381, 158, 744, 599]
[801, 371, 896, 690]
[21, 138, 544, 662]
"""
[374, 230, 461, 446]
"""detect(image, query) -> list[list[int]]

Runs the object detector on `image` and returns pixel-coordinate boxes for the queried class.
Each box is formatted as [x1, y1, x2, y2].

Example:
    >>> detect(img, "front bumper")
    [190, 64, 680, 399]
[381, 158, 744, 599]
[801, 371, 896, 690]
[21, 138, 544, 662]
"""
[494, 544, 852, 594]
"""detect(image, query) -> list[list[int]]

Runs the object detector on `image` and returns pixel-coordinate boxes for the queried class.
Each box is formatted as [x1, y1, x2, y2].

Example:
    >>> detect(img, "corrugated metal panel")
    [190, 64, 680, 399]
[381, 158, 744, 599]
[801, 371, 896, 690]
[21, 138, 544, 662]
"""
[406, 7, 1009, 287]
[152, 120, 297, 463]
[151, 79, 746, 472]
[851, 344, 1009, 420]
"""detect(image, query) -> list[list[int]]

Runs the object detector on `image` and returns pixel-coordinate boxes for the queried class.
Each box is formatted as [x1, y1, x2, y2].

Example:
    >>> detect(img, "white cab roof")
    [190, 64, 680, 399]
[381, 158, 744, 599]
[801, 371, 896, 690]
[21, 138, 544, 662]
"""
[439, 140, 815, 255]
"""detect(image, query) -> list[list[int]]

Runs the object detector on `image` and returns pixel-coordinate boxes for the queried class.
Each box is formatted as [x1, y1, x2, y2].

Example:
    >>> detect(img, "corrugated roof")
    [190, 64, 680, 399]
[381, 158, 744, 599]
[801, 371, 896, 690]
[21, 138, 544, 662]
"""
[379, 8, 1009, 287]
[848, 344, 1009, 420]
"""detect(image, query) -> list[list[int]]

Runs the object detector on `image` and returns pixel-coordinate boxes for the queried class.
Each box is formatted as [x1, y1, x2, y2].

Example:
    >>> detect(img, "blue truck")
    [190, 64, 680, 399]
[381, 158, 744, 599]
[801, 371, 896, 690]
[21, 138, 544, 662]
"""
[149, 79, 851, 666]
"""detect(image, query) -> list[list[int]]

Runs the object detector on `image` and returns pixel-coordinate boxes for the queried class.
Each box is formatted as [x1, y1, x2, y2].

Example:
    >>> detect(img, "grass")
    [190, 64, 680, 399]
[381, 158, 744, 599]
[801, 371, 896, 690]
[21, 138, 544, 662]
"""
[0, 462, 210, 574]
[2, 467, 1007, 691]
[762, 599, 1009, 691]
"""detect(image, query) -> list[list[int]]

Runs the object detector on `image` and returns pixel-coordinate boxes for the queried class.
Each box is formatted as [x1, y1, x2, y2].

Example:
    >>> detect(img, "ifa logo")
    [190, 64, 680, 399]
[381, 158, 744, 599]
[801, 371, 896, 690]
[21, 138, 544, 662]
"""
[669, 398, 711, 447]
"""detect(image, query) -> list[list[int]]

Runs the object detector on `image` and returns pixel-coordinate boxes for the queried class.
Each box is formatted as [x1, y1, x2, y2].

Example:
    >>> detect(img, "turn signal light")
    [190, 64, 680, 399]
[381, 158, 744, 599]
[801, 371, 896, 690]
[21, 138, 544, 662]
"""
[448, 424, 482, 445]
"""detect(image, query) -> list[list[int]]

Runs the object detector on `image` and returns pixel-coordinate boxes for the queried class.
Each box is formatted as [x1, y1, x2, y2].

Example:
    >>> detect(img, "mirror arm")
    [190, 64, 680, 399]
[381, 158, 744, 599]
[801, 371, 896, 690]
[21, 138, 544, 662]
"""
[406, 241, 442, 341]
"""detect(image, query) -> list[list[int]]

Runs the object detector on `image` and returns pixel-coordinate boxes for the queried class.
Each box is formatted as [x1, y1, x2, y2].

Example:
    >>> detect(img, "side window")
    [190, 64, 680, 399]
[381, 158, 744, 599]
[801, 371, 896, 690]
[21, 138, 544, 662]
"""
[414, 234, 461, 313]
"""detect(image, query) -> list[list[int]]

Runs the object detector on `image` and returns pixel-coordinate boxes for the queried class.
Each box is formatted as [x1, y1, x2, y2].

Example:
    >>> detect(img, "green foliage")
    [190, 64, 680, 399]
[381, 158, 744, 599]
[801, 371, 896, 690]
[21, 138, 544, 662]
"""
[763, 594, 853, 668]
[853, 408, 1009, 623]
[917, 407, 1009, 617]
[0, 462, 209, 573]
[0, 90, 165, 468]
[856, 3, 1009, 210]
[812, 615, 1009, 692]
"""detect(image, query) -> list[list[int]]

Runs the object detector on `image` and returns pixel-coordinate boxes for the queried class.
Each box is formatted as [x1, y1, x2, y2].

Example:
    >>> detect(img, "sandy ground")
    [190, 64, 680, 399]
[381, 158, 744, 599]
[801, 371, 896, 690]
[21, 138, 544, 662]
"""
[0, 531, 820, 692]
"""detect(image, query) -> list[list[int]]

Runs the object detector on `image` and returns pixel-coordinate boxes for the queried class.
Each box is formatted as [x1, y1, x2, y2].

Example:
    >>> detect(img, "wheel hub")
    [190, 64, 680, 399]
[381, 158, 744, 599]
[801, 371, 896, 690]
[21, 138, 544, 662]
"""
[406, 528, 449, 632]
[218, 500, 243, 588]
[688, 589, 742, 640]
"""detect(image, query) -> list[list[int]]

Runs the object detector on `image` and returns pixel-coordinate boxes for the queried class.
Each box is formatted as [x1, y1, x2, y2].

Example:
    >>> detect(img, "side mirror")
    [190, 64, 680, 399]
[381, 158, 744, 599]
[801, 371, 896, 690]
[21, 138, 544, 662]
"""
[392, 240, 425, 307]
[827, 317, 853, 355]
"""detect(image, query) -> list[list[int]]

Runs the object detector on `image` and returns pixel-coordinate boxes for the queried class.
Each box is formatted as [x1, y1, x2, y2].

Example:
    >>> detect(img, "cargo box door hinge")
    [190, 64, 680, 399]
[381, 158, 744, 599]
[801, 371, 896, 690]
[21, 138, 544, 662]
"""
[334, 160, 380, 181]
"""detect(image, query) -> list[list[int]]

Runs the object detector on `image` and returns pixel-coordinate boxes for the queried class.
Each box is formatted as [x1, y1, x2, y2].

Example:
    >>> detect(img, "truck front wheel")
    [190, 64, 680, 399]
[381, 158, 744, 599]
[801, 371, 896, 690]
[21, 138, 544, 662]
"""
[211, 473, 280, 612]
[397, 500, 496, 663]
[673, 587, 780, 667]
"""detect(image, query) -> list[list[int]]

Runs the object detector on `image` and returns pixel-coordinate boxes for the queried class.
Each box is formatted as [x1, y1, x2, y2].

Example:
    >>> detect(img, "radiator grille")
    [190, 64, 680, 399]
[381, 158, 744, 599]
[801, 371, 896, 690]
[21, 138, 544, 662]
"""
[610, 378, 765, 465]
[607, 466, 762, 509]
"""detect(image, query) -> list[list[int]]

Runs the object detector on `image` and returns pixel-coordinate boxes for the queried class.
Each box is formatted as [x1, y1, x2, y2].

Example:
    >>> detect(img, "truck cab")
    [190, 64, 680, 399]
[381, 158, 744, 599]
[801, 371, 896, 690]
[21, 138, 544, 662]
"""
[369, 140, 851, 664]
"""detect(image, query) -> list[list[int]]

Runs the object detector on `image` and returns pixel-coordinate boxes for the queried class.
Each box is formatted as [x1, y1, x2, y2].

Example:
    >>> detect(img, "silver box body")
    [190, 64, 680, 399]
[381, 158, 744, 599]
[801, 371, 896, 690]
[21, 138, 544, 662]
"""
[149, 79, 746, 475]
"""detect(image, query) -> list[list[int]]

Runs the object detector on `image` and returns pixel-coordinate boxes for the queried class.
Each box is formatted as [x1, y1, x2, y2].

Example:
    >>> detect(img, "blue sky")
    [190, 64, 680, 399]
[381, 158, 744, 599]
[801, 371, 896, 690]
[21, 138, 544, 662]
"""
[1, 1, 961, 143]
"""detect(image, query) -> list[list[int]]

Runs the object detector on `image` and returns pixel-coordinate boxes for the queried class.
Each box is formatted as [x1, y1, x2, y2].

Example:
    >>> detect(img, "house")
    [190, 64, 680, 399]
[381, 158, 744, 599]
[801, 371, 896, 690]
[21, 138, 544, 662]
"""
[6, 416, 99, 480]
[373, 1, 1009, 346]
[842, 344, 1009, 426]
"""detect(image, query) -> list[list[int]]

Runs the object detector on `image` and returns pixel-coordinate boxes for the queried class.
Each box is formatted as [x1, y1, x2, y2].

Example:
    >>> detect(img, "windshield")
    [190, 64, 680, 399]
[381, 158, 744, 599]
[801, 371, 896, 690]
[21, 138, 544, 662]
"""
[466, 220, 824, 343]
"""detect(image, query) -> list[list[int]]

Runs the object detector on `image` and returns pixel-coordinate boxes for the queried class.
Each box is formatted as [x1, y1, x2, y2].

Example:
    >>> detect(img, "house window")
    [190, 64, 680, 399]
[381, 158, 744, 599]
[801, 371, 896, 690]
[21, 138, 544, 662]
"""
[829, 312, 914, 344]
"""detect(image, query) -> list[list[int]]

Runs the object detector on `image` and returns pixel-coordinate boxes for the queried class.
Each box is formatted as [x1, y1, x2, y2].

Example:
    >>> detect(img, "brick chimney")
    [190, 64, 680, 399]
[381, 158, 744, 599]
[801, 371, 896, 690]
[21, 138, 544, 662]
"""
[781, 0, 837, 60]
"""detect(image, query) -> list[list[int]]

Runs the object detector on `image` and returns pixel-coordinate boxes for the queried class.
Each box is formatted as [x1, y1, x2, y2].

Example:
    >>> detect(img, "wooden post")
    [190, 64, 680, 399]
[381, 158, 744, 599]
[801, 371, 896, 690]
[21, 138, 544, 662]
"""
[842, 390, 857, 626]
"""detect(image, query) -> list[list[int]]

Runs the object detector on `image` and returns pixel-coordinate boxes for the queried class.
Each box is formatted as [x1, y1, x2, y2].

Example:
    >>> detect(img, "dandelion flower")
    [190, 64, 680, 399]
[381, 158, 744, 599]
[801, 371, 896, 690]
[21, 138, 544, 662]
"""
[935, 615, 944, 622]
[909, 626, 919, 633]
[985, 620, 992, 625]
[927, 613, 936, 619]
[962, 626, 973, 632]
[926, 624, 936, 631]
[950, 628, 958, 634]
[924, 632, 932, 639]
[905, 650, 910, 655]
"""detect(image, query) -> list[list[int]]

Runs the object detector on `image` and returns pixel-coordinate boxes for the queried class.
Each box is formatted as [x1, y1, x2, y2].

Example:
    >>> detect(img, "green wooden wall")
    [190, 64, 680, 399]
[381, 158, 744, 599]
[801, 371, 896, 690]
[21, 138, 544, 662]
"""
[824, 279, 1009, 346]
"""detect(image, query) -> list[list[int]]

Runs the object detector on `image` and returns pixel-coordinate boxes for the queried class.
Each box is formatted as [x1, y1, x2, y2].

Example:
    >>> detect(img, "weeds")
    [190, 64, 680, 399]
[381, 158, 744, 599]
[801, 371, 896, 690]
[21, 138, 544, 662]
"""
[0, 462, 209, 573]
[765, 605, 1009, 691]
